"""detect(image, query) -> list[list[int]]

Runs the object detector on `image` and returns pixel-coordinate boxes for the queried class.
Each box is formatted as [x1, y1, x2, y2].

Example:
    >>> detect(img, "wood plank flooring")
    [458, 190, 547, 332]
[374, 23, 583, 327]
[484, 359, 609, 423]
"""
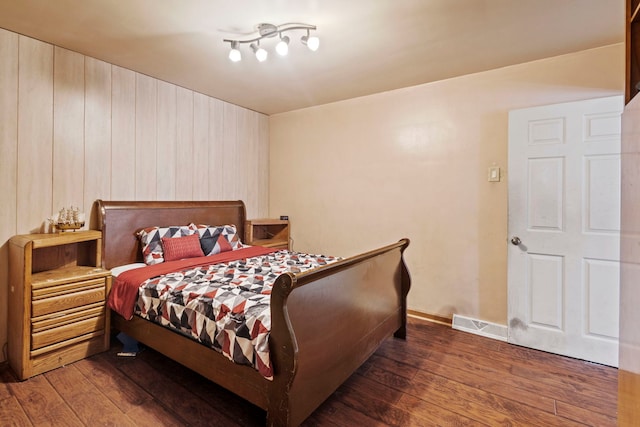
[0, 317, 617, 426]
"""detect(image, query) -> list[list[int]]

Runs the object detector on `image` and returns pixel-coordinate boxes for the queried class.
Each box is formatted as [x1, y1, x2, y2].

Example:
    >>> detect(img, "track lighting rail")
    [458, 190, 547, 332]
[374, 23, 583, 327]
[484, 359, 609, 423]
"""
[223, 22, 319, 62]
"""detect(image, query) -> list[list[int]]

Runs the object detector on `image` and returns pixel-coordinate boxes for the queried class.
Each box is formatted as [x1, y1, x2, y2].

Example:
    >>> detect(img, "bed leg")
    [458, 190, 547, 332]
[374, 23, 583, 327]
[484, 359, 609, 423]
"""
[395, 243, 411, 341]
[394, 324, 407, 339]
[266, 408, 291, 427]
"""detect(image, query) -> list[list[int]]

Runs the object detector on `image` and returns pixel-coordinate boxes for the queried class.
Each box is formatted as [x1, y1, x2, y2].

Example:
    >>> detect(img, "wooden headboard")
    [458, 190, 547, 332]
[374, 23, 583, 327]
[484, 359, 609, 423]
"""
[91, 200, 246, 270]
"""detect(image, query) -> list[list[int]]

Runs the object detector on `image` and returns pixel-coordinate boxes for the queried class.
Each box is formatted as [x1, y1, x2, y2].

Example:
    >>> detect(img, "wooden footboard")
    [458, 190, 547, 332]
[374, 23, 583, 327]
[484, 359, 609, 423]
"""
[269, 238, 410, 426]
[94, 200, 410, 426]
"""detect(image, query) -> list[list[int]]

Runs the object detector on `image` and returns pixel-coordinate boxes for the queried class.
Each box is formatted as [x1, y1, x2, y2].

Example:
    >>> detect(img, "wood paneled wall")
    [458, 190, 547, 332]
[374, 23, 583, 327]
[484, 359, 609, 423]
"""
[0, 29, 269, 362]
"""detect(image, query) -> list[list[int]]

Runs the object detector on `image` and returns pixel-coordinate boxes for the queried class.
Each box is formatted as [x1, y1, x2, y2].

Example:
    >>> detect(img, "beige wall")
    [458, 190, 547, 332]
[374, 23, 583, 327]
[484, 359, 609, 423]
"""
[269, 44, 624, 325]
[0, 29, 269, 362]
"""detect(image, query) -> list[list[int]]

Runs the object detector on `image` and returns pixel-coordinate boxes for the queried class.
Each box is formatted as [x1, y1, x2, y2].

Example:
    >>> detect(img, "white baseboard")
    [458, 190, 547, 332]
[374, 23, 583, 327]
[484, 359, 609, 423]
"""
[452, 314, 508, 342]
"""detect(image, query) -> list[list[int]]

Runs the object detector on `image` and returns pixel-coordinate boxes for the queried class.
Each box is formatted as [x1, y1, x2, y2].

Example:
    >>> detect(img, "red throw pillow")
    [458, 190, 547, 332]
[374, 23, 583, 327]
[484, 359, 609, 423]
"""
[161, 234, 204, 262]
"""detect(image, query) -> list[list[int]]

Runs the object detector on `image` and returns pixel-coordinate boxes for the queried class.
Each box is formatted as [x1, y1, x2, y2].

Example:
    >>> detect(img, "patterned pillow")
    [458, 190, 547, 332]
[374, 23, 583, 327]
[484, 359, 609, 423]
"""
[161, 233, 204, 262]
[138, 225, 195, 265]
[190, 223, 242, 256]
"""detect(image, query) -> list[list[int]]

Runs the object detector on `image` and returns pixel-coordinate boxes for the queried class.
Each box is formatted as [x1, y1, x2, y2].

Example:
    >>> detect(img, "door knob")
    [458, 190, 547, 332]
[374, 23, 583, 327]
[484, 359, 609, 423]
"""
[511, 236, 521, 245]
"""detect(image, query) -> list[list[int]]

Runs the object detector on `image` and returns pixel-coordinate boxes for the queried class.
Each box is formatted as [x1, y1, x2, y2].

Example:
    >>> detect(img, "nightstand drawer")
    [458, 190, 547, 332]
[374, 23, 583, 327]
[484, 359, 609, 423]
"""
[31, 313, 105, 351]
[32, 278, 106, 317]
[32, 302, 104, 333]
[255, 240, 288, 249]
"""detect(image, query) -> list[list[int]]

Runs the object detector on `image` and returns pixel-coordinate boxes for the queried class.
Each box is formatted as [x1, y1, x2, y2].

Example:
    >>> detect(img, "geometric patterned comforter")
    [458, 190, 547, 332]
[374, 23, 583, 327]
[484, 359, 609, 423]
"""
[133, 250, 341, 379]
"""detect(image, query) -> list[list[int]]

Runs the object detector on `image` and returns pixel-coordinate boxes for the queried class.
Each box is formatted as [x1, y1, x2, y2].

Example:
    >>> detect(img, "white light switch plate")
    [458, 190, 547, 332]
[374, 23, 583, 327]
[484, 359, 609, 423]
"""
[488, 166, 500, 182]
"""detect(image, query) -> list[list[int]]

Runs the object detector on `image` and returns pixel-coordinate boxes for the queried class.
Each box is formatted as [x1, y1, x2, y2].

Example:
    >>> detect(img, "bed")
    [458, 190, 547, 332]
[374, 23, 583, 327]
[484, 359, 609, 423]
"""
[92, 199, 410, 426]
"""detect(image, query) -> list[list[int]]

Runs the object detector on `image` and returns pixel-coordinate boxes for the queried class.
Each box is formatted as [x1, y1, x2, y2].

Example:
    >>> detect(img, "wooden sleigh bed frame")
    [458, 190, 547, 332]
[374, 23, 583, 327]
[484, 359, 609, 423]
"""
[92, 200, 410, 426]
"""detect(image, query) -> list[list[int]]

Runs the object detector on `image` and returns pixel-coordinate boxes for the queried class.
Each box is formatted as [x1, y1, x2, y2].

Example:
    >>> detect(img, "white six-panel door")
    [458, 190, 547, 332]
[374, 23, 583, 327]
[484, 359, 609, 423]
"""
[507, 96, 622, 367]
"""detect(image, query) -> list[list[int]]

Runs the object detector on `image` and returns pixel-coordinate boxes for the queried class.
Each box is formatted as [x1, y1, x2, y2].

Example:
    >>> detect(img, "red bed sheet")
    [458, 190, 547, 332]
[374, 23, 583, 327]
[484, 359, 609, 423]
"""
[109, 246, 277, 320]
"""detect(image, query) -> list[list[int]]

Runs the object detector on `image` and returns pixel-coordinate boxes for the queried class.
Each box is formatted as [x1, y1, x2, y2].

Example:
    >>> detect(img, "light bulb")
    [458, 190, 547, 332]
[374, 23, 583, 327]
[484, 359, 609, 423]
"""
[306, 35, 319, 51]
[276, 35, 290, 56]
[228, 41, 242, 62]
[255, 47, 267, 62]
[229, 48, 241, 62]
[301, 33, 320, 52]
[250, 43, 268, 62]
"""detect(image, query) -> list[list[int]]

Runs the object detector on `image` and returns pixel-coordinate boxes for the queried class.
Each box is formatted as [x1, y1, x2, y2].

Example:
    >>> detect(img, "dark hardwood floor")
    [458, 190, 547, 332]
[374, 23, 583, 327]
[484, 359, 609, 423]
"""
[0, 317, 617, 426]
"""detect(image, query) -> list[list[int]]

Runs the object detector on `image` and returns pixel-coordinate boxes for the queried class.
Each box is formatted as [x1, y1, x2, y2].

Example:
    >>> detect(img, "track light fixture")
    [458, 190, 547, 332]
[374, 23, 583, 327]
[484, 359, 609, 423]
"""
[224, 23, 319, 62]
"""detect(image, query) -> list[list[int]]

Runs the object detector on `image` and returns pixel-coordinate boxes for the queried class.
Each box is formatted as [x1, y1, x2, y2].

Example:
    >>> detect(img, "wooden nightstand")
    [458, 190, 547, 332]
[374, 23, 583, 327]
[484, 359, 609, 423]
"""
[8, 230, 111, 380]
[244, 218, 290, 250]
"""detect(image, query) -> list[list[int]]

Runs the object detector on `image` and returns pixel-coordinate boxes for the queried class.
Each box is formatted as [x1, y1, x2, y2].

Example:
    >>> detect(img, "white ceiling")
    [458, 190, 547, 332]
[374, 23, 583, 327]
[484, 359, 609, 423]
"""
[0, 0, 625, 115]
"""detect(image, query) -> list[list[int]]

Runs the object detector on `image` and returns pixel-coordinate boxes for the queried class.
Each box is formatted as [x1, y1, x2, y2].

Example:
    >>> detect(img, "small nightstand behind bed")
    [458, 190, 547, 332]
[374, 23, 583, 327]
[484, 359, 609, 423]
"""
[245, 218, 290, 250]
